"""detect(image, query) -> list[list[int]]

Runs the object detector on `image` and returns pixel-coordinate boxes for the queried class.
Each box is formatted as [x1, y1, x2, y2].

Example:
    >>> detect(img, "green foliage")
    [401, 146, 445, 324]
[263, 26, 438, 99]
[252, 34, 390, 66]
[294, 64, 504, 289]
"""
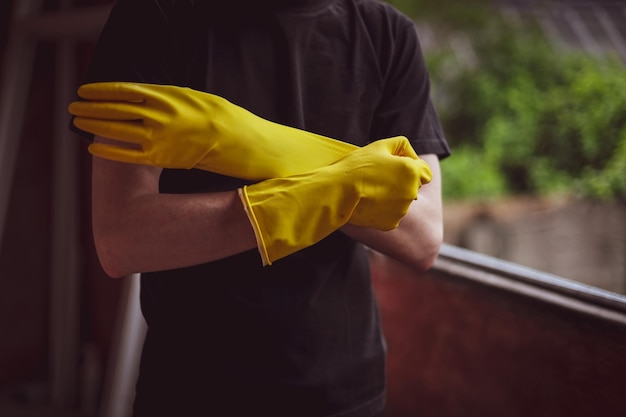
[383, 0, 626, 201]
[425, 19, 626, 201]
[438, 145, 509, 200]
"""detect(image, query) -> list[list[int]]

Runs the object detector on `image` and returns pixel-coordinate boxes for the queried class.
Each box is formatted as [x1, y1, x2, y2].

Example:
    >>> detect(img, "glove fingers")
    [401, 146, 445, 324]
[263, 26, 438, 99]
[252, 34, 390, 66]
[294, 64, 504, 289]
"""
[393, 158, 432, 196]
[79, 82, 175, 107]
[78, 82, 182, 116]
[389, 136, 419, 159]
[73, 117, 146, 145]
[370, 136, 418, 159]
[69, 101, 144, 121]
[88, 142, 146, 165]
[77, 82, 147, 102]
[415, 159, 433, 184]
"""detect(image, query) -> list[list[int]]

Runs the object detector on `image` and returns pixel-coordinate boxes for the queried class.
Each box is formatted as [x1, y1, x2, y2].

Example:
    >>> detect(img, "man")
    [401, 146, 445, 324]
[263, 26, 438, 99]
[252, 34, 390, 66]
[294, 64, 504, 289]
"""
[70, 0, 450, 415]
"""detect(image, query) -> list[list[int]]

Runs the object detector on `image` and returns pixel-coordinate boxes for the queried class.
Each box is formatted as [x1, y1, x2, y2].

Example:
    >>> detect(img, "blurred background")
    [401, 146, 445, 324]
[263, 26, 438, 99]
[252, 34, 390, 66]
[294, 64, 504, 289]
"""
[0, 0, 624, 416]
[387, 0, 626, 296]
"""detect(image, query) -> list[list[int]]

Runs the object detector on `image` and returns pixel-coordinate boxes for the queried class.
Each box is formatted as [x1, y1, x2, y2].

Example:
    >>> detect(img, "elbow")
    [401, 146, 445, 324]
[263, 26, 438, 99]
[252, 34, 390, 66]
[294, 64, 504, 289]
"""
[95, 243, 128, 279]
[93, 230, 134, 279]
[411, 225, 443, 272]
[413, 245, 439, 272]
[97, 257, 127, 279]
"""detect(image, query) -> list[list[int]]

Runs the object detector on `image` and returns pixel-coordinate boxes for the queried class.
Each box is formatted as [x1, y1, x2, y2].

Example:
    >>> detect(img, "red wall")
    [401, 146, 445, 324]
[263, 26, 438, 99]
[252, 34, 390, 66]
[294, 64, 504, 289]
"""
[370, 252, 626, 417]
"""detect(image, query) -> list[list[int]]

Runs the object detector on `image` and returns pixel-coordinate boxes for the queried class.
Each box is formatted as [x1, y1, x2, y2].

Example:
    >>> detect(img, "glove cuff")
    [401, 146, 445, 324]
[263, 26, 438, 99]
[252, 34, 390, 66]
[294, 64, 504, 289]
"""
[238, 187, 272, 266]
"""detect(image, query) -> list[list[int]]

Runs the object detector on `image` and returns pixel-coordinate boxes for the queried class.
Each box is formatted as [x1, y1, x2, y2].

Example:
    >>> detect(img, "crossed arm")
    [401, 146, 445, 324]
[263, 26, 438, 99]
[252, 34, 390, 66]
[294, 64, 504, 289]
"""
[91, 135, 443, 278]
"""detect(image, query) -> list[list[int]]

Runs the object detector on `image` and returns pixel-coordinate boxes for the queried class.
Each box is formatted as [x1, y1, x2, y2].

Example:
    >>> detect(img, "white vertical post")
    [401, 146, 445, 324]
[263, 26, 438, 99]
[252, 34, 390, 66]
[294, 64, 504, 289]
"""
[99, 274, 147, 417]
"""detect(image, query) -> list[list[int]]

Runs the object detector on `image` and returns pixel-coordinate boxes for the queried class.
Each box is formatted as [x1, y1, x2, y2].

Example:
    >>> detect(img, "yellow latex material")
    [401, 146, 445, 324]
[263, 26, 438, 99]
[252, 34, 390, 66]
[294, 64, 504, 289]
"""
[68, 82, 357, 180]
[240, 137, 432, 266]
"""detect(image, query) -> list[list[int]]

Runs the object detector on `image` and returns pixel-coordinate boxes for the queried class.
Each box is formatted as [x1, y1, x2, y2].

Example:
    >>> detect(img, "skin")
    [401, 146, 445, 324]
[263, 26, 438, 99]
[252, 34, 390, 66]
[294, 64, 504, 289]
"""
[91, 136, 443, 278]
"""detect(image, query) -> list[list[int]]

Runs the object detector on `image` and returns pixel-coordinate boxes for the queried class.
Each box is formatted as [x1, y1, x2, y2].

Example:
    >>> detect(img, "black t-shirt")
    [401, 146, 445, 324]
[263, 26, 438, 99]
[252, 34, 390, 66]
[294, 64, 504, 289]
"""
[79, 0, 450, 416]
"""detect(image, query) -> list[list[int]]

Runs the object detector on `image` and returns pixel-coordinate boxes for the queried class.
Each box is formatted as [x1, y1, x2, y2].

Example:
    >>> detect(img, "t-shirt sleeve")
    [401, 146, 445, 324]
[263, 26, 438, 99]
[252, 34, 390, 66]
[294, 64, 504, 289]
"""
[369, 11, 450, 159]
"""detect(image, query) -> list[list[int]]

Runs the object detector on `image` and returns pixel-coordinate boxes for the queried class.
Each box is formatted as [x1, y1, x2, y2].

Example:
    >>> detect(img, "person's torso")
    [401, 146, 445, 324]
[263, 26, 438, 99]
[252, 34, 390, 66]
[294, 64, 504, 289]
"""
[133, 1, 396, 415]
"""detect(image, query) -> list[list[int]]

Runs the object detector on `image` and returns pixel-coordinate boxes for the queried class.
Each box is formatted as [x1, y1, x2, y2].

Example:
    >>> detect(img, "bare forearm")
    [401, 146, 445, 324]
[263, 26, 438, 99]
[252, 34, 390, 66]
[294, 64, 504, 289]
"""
[91, 143, 257, 277]
[94, 191, 257, 277]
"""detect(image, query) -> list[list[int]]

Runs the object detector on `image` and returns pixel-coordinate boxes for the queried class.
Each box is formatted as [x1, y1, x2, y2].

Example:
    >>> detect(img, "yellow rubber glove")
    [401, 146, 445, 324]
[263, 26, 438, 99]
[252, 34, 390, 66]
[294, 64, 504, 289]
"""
[240, 136, 432, 266]
[68, 82, 357, 180]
